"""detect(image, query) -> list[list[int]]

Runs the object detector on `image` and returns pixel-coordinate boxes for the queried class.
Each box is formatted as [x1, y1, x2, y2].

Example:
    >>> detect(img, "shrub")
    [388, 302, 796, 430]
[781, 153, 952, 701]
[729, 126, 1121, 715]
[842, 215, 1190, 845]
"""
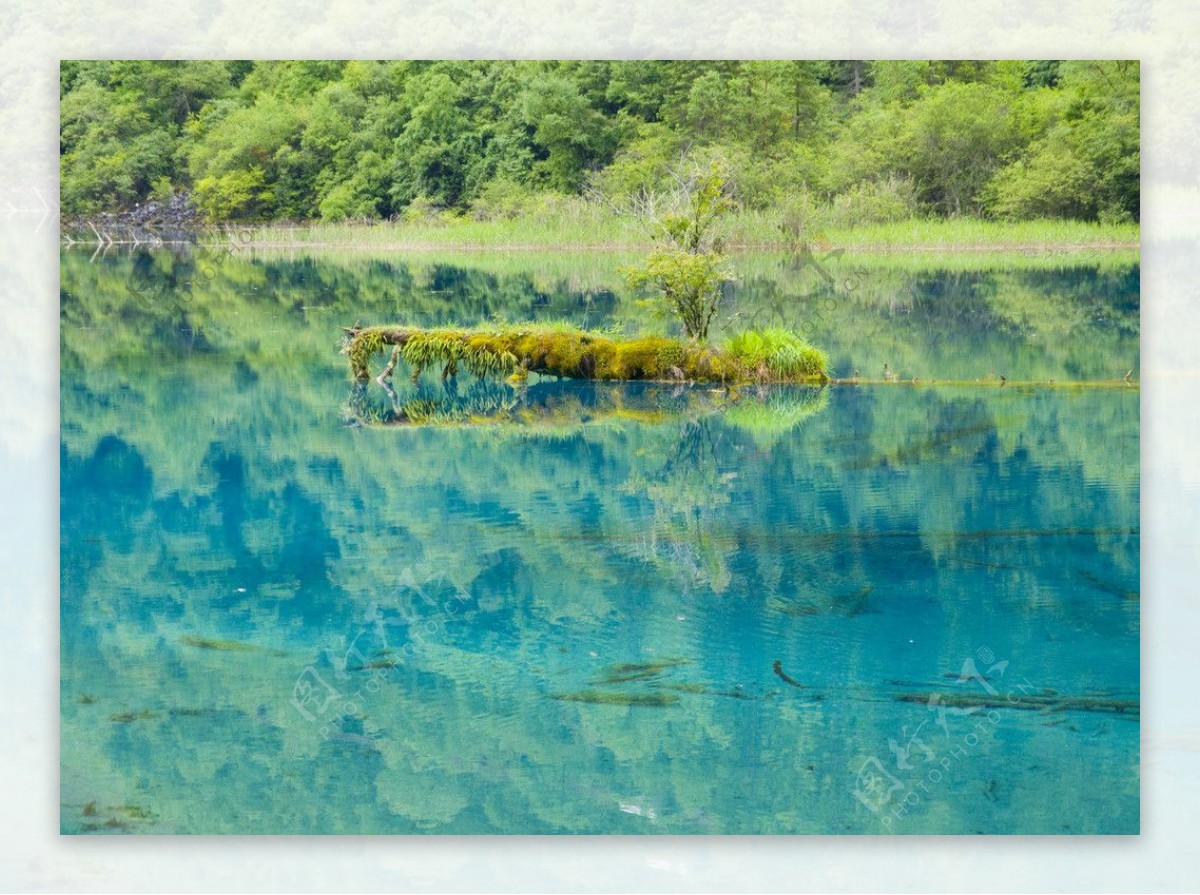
[828, 176, 920, 226]
[725, 329, 828, 379]
[468, 177, 539, 221]
[622, 162, 736, 342]
[401, 194, 445, 224]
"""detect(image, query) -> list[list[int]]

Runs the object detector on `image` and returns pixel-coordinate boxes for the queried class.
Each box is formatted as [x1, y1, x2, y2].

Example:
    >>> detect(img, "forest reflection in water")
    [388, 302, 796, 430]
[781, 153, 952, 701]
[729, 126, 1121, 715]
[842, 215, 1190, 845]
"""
[60, 247, 1139, 833]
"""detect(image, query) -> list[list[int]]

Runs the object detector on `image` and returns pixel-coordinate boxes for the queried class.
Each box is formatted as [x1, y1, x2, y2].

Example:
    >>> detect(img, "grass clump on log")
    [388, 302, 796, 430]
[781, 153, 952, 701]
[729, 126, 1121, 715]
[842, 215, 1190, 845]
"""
[724, 329, 829, 380]
[345, 322, 828, 386]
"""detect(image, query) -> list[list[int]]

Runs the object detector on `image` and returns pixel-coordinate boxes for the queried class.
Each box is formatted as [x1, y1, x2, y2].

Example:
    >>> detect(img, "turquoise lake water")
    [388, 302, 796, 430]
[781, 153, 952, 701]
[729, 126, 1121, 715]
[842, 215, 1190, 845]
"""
[60, 248, 1139, 833]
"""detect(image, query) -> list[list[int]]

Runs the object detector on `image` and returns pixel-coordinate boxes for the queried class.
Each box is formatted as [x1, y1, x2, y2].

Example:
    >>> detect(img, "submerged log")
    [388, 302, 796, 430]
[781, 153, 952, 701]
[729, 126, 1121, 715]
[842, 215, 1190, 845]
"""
[894, 690, 1139, 716]
[344, 324, 829, 385]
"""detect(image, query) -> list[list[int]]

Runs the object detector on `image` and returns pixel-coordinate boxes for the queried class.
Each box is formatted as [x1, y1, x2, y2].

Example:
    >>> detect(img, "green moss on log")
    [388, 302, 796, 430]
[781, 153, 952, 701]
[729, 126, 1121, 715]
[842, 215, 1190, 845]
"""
[344, 323, 828, 385]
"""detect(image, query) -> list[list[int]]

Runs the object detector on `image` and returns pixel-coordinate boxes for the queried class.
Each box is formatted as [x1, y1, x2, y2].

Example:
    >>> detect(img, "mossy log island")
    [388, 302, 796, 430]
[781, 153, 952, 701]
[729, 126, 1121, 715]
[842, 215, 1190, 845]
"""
[344, 324, 830, 385]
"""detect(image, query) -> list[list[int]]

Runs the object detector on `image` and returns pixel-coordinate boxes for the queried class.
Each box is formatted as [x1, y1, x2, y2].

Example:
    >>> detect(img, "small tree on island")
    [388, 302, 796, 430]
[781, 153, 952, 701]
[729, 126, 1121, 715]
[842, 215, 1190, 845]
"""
[623, 162, 735, 343]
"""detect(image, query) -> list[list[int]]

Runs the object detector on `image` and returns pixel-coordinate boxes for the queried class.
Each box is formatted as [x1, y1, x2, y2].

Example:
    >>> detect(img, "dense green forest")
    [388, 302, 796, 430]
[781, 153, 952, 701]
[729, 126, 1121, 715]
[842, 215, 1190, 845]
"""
[59, 60, 1139, 225]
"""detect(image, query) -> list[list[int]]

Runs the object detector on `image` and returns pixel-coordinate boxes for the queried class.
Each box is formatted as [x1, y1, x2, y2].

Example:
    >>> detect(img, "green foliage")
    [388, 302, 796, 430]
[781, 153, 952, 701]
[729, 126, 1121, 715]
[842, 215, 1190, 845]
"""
[624, 163, 736, 341]
[192, 167, 268, 220]
[724, 329, 828, 379]
[818, 59, 1138, 223]
[777, 176, 920, 241]
[513, 72, 618, 193]
[468, 177, 541, 221]
[390, 71, 477, 208]
[60, 60, 1139, 225]
[984, 62, 1140, 222]
[895, 81, 1020, 215]
[626, 249, 732, 339]
[317, 150, 391, 220]
[60, 85, 176, 212]
[185, 94, 305, 219]
[829, 177, 921, 226]
[150, 175, 174, 203]
[60, 62, 234, 213]
[586, 122, 682, 209]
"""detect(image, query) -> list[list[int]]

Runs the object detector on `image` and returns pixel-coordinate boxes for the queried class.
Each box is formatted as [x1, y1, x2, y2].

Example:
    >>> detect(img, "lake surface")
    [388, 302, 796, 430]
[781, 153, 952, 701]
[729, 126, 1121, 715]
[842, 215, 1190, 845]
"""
[60, 246, 1139, 834]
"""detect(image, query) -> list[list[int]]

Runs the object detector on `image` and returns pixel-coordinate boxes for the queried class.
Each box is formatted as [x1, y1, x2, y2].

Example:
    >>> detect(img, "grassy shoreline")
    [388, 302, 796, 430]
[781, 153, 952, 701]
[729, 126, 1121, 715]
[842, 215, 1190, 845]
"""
[200, 212, 1138, 254]
[230, 241, 1139, 282]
